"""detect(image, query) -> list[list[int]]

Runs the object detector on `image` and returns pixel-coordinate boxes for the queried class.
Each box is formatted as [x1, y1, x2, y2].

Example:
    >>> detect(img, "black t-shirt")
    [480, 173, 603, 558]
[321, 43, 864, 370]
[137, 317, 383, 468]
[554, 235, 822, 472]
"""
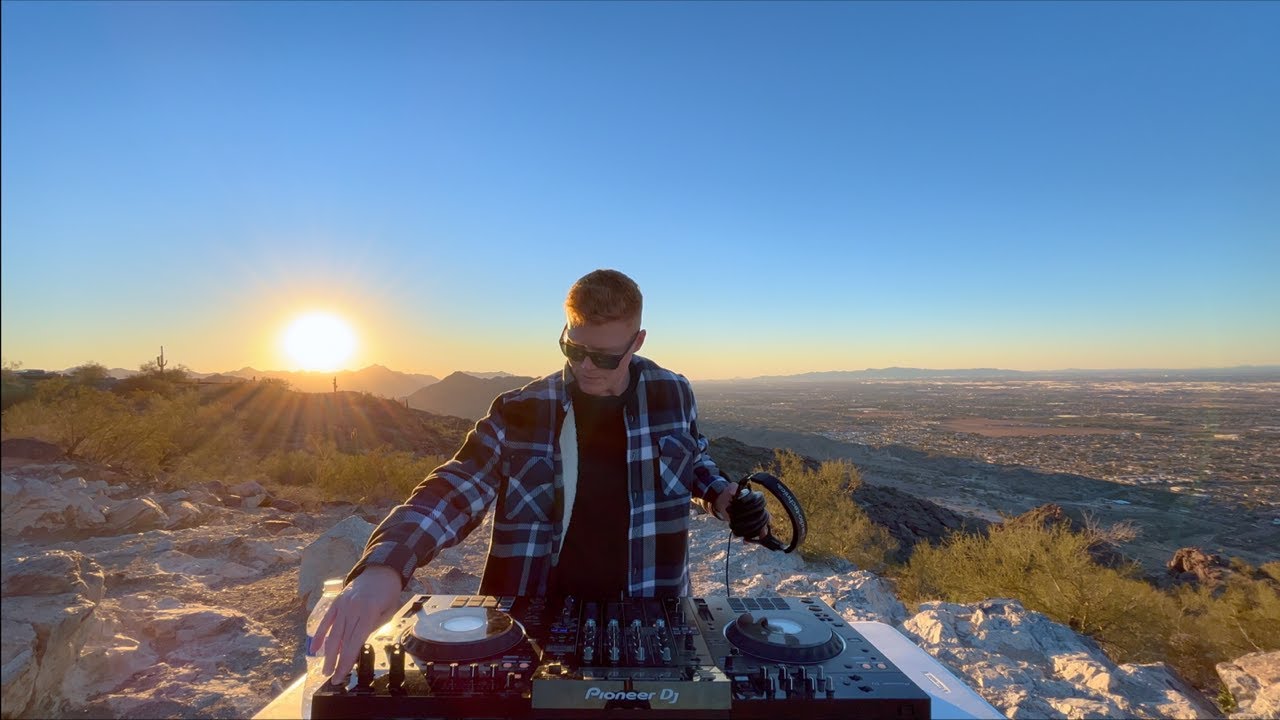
[548, 369, 638, 600]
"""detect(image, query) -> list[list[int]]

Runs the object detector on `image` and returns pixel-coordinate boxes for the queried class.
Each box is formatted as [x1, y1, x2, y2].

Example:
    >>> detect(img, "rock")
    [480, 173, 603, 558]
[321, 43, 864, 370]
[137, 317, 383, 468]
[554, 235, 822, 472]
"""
[266, 497, 301, 513]
[103, 497, 170, 535]
[0, 438, 66, 462]
[1217, 650, 1280, 719]
[1, 473, 108, 538]
[775, 570, 908, 625]
[260, 520, 295, 535]
[162, 501, 205, 530]
[0, 551, 106, 718]
[1167, 547, 1229, 587]
[241, 493, 267, 510]
[1, 619, 38, 716]
[228, 480, 266, 498]
[298, 515, 376, 610]
[902, 599, 1220, 719]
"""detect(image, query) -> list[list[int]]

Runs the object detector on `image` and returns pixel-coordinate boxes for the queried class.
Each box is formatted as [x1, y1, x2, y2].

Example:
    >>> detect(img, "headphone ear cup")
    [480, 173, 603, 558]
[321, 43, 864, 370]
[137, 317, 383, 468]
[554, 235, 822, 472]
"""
[729, 490, 768, 539]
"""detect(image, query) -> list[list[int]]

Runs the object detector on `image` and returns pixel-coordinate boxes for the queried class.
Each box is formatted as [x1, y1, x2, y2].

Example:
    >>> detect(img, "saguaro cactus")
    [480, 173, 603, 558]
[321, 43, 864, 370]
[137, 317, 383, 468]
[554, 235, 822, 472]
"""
[156, 346, 168, 375]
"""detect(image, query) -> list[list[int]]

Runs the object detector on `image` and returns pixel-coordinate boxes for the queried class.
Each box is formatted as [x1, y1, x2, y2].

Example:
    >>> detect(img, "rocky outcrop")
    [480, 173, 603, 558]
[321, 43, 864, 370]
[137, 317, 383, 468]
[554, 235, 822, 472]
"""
[1217, 650, 1280, 719]
[1167, 546, 1231, 587]
[903, 599, 1221, 719]
[1, 550, 106, 719]
[297, 515, 376, 610]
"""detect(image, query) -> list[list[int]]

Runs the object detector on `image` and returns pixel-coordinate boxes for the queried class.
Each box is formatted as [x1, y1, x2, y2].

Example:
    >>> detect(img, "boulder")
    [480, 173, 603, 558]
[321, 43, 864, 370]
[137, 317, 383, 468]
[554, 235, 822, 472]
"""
[1217, 650, 1280, 719]
[298, 515, 375, 610]
[1, 473, 108, 537]
[1, 551, 106, 718]
[265, 497, 302, 513]
[228, 479, 266, 498]
[162, 500, 205, 530]
[103, 497, 170, 535]
[902, 599, 1220, 719]
[1167, 546, 1229, 587]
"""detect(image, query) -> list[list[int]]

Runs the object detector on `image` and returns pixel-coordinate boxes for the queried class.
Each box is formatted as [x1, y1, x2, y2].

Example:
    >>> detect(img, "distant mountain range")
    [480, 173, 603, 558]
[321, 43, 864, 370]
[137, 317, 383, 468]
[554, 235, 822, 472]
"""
[219, 365, 439, 397]
[406, 371, 536, 420]
[77, 364, 1278, 408]
[708, 365, 1280, 383]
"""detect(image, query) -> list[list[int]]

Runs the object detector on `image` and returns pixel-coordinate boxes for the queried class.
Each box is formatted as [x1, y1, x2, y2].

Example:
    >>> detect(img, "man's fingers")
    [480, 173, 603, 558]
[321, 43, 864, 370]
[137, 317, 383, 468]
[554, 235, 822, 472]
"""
[329, 614, 371, 685]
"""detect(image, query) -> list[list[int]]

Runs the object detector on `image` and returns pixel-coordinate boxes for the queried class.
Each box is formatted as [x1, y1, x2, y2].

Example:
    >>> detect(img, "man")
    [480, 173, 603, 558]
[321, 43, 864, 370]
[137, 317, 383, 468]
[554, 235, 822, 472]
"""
[310, 269, 763, 684]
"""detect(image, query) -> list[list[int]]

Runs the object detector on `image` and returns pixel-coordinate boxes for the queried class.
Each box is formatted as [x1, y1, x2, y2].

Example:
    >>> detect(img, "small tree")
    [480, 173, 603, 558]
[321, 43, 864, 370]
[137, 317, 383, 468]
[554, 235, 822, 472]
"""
[67, 362, 111, 387]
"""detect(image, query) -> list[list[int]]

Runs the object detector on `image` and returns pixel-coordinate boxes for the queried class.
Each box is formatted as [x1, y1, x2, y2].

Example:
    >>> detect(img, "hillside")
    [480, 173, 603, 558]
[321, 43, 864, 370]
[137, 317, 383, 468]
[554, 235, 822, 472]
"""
[225, 365, 439, 398]
[405, 371, 536, 421]
[200, 381, 470, 458]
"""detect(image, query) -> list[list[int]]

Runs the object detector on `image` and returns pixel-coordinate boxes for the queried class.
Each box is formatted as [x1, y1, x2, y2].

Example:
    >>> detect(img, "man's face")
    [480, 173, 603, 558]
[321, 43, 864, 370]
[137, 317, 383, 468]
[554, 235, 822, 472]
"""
[563, 319, 645, 397]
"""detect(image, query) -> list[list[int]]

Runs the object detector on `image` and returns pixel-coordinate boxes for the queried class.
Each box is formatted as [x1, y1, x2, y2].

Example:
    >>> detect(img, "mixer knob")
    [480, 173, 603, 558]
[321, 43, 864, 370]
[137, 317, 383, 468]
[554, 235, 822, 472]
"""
[806, 676, 818, 694]
[655, 618, 666, 629]
[488, 663, 499, 679]
[660, 646, 672, 662]
[583, 646, 594, 663]
[468, 662, 478, 679]
[636, 643, 646, 662]
[797, 666, 808, 682]
[824, 676, 835, 696]
[449, 662, 459, 678]
[610, 645, 620, 663]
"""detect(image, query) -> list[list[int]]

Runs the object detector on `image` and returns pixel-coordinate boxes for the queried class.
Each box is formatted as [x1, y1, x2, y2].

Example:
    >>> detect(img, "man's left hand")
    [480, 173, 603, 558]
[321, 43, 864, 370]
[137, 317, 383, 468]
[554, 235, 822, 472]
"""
[712, 481, 770, 541]
[712, 482, 739, 521]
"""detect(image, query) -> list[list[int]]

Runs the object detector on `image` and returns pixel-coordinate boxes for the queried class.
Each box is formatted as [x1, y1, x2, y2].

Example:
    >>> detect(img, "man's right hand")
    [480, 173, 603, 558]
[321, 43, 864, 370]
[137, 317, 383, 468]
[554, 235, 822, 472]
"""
[309, 564, 403, 685]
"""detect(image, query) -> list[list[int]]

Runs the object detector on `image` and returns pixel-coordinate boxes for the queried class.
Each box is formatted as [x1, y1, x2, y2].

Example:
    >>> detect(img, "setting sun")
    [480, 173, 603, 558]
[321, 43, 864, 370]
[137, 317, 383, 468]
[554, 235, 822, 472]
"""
[281, 312, 357, 371]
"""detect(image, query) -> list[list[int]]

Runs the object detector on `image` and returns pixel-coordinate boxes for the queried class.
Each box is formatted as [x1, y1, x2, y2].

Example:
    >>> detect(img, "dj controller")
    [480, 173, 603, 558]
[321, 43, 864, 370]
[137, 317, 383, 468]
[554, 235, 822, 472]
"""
[311, 594, 931, 719]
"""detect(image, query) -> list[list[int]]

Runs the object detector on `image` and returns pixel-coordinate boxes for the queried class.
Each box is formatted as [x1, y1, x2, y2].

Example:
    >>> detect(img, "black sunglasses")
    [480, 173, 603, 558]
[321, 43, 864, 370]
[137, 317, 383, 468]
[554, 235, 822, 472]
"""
[559, 325, 639, 370]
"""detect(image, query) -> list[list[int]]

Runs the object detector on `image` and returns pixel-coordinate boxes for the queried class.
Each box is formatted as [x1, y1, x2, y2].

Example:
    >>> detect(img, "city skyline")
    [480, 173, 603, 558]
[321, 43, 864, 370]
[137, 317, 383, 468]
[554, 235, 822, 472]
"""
[3, 2, 1277, 380]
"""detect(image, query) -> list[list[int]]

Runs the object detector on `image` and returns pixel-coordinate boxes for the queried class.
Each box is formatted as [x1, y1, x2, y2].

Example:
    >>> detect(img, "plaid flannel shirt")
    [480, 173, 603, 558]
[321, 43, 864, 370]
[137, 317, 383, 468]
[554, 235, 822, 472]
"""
[347, 355, 730, 596]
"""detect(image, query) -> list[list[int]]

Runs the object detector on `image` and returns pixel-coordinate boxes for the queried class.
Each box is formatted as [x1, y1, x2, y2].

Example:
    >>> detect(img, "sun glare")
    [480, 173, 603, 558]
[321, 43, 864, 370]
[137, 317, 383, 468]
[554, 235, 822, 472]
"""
[281, 312, 357, 371]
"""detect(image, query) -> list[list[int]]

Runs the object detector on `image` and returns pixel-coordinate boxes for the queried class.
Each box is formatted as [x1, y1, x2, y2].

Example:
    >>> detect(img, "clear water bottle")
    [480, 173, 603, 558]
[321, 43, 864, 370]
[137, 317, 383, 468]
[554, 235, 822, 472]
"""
[301, 578, 343, 719]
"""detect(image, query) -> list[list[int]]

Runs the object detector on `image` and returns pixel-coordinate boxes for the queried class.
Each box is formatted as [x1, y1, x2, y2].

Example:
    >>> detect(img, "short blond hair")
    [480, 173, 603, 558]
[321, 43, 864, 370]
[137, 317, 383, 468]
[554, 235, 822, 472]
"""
[565, 269, 643, 326]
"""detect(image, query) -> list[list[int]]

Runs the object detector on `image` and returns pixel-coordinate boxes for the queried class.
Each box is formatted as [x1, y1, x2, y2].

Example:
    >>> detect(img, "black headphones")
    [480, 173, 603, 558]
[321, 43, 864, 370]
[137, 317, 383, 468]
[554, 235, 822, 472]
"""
[728, 471, 807, 554]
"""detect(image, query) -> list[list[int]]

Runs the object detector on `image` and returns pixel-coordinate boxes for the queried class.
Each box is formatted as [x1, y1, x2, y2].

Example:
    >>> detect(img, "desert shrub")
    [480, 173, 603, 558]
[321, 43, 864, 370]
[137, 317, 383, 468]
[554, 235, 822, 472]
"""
[895, 521, 1179, 663]
[1168, 575, 1280, 688]
[112, 364, 193, 397]
[770, 450, 898, 570]
[2, 378, 252, 478]
[260, 435, 445, 503]
[895, 519, 1280, 692]
[1260, 561, 1280, 584]
[2, 379, 131, 458]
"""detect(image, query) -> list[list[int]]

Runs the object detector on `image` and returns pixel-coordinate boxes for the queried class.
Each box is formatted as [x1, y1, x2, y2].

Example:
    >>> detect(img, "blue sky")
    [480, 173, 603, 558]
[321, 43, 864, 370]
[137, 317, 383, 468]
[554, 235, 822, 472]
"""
[3, 1, 1277, 380]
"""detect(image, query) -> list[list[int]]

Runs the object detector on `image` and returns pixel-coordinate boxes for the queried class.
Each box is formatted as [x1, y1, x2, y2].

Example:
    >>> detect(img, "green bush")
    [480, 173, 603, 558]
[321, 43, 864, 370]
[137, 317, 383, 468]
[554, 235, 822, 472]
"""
[2, 379, 253, 478]
[1169, 575, 1280, 688]
[770, 450, 898, 571]
[260, 435, 445, 504]
[894, 519, 1280, 694]
[896, 521, 1177, 662]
